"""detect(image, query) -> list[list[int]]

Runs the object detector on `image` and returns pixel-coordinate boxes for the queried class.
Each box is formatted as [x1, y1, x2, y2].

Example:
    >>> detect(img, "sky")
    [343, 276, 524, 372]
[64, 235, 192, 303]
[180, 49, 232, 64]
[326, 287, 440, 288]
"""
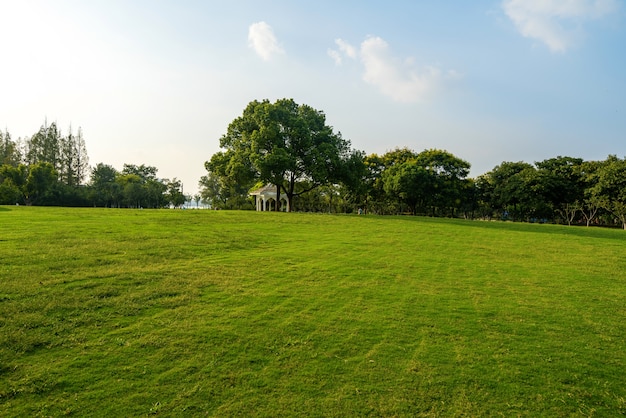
[1, 0, 625, 195]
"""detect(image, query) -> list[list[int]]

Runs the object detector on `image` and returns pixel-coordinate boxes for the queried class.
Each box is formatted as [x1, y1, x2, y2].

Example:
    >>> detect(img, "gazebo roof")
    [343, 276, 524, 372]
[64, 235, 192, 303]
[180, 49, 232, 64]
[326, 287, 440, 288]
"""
[250, 184, 289, 212]
[249, 184, 278, 196]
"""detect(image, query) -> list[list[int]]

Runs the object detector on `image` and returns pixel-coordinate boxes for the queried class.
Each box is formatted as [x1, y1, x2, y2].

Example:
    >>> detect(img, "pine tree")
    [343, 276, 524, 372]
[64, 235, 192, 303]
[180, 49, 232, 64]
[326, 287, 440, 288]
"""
[73, 127, 89, 185]
[26, 120, 62, 171]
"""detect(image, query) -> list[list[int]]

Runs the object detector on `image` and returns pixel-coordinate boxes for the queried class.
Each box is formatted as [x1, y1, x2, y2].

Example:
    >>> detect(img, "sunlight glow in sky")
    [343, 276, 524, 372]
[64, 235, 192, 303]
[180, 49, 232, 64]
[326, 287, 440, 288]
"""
[1, 0, 625, 194]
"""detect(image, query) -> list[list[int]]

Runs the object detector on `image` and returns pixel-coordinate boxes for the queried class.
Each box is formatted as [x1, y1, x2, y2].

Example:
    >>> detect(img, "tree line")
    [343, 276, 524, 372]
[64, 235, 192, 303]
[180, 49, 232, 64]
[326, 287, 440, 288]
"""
[201, 98, 626, 229]
[3, 106, 624, 229]
[0, 121, 185, 208]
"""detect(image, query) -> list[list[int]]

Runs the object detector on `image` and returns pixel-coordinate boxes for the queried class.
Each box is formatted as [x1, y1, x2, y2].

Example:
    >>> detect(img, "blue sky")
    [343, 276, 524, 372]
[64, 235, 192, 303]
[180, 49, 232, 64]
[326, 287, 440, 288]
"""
[1, 0, 625, 194]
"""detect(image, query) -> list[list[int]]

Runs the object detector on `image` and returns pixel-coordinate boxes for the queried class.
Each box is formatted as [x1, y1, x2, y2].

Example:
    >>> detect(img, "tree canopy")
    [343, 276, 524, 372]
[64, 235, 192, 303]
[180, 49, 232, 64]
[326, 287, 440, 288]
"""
[0, 121, 187, 208]
[206, 98, 361, 212]
[3, 115, 626, 229]
[200, 99, 626, 228]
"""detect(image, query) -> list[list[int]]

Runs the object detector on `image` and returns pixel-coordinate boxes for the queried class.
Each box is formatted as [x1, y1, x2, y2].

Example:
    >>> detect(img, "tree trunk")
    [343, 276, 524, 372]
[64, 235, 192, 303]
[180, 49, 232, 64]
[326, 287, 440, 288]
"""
[275, 184, 280, 211]
[286, 175, 295, 212]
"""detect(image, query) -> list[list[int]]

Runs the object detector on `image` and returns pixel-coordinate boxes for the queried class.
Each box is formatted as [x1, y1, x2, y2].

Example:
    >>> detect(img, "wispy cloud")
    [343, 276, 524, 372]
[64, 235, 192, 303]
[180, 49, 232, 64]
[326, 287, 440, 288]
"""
[502, 0, 620, 52]
[330, 36, 458, 103]
[336, 38, 357, 60]
[327, 49, 342, 66]
[328, 38, 357, 66]
[248, 21, 284, 61]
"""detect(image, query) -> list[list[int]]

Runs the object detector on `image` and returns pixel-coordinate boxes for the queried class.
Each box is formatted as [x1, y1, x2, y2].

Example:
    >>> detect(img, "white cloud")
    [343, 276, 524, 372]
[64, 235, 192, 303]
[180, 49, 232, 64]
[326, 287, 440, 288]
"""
[248, 21, 284, 61]
[359, 36, 454, 103]
[503, 0, 620, 52]
[328, 38, 357, 66]
[327, 48, 343, 65]
[335, 38, 357, 59]
[328, 36, 457, 103]
[359, 37, 435, 103]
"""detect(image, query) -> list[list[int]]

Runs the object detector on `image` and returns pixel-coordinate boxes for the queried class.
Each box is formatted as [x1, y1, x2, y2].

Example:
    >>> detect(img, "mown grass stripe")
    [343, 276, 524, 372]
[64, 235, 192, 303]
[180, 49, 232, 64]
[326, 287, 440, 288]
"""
[1, 206, 625, 416]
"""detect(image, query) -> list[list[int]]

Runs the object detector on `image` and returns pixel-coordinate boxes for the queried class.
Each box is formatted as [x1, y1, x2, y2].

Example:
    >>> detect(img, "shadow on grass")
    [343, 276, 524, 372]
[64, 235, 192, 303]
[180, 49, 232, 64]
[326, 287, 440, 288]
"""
[389, 214, 626, 241]
[0, 206, 12, 212]
[474, 221, 626, 242]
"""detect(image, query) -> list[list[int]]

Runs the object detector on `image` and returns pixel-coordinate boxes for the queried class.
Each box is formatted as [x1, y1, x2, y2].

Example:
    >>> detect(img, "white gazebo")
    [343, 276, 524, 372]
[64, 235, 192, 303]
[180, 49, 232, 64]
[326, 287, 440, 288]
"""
[249, 184, 289, 212]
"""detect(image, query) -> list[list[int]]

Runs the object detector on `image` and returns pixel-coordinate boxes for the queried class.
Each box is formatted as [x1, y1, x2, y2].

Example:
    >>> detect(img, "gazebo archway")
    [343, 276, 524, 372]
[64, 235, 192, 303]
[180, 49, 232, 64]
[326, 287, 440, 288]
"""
[250, 185, 289, 212]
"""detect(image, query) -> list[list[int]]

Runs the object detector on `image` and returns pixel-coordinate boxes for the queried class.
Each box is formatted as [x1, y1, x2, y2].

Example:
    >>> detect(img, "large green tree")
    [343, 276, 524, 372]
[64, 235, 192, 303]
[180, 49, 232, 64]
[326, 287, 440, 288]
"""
[89, 163, 120, 207]
[415, 149, 471, 215]
[207, 98, 358, 212]
[377, 148, 470, 216]
[0, 164, 27, 204]
[361, 148, 419, 214]
[590, 155, 626, 229]
[59, 126, 89, 187]
[198, 171, 254, 210]
[487, 161, 537, 221]
[0, 129, 21, 166]
[382, 161, 431, 214]
[335, 149, 367, 213]
[535, 156, 585, 224]
[579, 160, 604, 226]
[24, 162, 59, 205]
[117, 164, 166, 208]
[165, 178, 186, 208]
[25, 121, 62, 170]
[88, 163, 171, 208]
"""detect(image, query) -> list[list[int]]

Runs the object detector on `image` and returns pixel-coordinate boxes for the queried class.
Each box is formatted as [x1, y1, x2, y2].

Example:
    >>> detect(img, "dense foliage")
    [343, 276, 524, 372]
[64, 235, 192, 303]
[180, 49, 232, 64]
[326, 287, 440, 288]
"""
[475, 155, 626, 228]
[0, 122, 185, 208]
[3, 110, 625, 228]
[203, 98, 362, 212]
[202, 99, 626, 228]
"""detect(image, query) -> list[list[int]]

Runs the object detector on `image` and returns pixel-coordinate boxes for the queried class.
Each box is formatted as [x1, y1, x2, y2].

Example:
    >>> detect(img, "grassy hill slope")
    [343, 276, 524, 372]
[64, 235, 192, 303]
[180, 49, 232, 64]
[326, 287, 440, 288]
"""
[1, 207, 625, 416]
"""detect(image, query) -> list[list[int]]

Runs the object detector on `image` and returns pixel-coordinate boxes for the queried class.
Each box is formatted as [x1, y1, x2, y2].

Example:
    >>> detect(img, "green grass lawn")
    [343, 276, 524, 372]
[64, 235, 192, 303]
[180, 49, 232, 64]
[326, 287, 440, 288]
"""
[1, 206, 625, 417]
